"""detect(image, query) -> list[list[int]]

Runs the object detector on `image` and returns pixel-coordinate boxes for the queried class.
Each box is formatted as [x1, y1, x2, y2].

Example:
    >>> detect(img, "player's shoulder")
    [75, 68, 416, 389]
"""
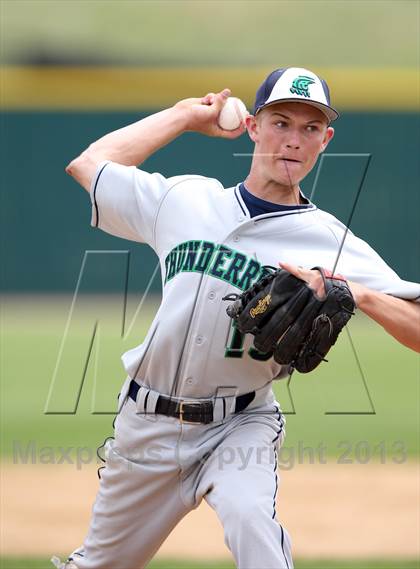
[311, 206, 353, 236]
[159, 173, 229, 207]
[99, 162, 225, 194]
[166, 173, 225, 193]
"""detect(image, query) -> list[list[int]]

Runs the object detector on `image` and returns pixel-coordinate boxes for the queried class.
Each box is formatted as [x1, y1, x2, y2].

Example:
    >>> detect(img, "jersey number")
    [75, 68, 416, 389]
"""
[225, 321, 273, 361]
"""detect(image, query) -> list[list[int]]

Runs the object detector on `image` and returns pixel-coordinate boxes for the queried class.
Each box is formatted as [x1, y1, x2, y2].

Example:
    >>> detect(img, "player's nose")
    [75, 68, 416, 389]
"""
[284, 128, 301, 150]
[285, 137, 300, 150]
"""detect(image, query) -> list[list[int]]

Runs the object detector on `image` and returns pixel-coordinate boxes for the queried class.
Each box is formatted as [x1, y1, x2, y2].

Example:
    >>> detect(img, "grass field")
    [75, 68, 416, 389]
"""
[1, 295, 419, 461]
[1, 558, 419, 569]
[1, 296, 419, 565]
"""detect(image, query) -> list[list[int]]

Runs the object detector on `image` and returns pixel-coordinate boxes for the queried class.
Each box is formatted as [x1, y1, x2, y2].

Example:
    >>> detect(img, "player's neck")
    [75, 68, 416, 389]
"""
[244, 175, 302, 206]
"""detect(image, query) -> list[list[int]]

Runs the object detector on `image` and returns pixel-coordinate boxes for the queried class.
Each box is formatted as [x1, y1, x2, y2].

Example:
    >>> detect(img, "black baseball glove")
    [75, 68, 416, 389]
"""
[223, 266, 356, 373]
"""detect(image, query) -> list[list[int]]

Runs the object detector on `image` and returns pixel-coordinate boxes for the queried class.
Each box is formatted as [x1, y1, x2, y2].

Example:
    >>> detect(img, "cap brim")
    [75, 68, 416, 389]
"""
[256, 98, 339, 122]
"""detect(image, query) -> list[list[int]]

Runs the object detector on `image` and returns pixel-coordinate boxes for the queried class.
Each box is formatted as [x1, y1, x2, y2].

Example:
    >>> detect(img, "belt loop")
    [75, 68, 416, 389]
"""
[136, 386, 149, 415]
[213, 386, 239, 422]
[145, 389, 160, 415]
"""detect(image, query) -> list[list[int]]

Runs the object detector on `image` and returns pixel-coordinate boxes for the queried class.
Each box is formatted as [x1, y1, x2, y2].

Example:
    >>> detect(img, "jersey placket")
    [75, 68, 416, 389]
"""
[175, 273, 226, 397]
[172, 195, 252, 398]
[175, 215, 267, 398]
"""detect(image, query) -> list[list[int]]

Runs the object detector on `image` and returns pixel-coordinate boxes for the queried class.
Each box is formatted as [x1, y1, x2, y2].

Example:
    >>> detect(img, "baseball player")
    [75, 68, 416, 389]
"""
[53, 67, 420, 569]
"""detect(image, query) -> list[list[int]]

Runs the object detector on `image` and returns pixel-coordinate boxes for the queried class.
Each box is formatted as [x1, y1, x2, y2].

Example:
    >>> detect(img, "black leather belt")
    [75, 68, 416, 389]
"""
[128, 379, 255, 424]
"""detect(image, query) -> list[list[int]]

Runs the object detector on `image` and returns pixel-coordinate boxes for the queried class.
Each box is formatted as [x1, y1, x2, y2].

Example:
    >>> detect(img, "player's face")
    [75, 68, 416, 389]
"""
[247, 102, 334, 187]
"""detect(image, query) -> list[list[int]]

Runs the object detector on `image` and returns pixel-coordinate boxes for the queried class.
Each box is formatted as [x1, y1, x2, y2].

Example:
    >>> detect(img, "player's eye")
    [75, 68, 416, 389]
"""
[275, 121, 287, 128]
[305, 125, 319, 132]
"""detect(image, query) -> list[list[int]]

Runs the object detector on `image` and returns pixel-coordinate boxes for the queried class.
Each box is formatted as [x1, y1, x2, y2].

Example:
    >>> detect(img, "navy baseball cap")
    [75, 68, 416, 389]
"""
[253, 67, 339, 122]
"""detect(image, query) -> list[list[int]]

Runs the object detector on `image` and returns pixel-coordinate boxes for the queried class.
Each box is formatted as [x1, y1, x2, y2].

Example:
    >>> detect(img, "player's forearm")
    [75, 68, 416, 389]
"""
[88, 107, 188, 166]
[352, 283, 420, 352]
[66, 106, 189, 191]
[66, 89, 240, 192]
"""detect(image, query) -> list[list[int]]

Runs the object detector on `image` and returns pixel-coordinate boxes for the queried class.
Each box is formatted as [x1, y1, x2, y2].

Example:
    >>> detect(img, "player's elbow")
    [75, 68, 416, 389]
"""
[65, 155, 82, 178]
[65, 153, 77, 173]
[65, 147, 101, 193]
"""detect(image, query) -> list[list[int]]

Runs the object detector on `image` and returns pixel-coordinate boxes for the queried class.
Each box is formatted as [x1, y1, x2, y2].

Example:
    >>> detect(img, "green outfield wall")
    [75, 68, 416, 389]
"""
[1, 67, 419, 292]
[1, 110, 419, 292]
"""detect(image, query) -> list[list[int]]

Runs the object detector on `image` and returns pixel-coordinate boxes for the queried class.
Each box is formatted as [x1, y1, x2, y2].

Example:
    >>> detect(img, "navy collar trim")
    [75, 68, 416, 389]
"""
[235, 187, 248, 217]
[241, 182, 311, 211]
[234, 184, 316, 220]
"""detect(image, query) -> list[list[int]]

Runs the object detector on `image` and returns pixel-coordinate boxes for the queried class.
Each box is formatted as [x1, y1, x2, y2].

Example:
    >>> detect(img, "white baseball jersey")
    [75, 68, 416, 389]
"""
[90, 161, 420, 399]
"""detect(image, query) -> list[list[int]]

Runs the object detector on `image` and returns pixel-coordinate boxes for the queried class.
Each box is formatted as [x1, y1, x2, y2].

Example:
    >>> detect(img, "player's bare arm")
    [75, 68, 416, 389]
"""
[282, 262, 420, 353]
[65, 89, 244, 192]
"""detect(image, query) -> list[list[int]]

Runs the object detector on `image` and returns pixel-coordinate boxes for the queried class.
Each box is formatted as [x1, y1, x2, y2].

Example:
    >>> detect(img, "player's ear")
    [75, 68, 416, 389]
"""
[245, 114, 259, 143]
[320, 126, 334, 152]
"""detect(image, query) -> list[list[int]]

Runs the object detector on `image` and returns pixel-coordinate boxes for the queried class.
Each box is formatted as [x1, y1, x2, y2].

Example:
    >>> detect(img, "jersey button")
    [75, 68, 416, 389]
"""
[186, 377, 194, 385]
[208, 291, 216, 300]
[196, 335, 204, 345]
[233, 235, 240, 242]
[238, 216, 245, 222]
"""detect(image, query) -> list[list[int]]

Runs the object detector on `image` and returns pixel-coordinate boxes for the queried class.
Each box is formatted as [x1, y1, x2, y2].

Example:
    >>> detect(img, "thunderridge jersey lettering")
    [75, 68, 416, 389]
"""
[164, 240, 268, 290]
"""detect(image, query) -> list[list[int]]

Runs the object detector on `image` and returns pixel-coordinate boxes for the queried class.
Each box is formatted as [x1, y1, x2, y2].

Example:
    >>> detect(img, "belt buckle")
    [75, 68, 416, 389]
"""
[179, 401, 202, 424]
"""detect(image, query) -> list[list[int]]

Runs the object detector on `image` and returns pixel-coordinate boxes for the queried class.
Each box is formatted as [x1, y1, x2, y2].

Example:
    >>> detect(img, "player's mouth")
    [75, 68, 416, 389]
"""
[279, 157, 302, 163]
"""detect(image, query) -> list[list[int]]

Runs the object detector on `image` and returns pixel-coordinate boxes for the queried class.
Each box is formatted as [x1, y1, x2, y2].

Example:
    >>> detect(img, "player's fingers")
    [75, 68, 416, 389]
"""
[281, 262, 326, 297]
[280, 262, 311, 283]
[217, 122, 247, 139]
[211, 88, 231, 112]
[201, 92, 216, 105]
[279, 261, 302, 277]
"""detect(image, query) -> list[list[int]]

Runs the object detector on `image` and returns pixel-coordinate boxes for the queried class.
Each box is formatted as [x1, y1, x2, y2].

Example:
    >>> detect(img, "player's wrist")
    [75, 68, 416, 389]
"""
[347, 280, 370, 309]
[171, 100, 200, 133]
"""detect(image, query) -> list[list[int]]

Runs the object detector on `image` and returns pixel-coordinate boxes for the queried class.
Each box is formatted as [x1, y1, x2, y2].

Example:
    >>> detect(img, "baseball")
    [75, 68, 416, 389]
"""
[217, 97, 248, 130]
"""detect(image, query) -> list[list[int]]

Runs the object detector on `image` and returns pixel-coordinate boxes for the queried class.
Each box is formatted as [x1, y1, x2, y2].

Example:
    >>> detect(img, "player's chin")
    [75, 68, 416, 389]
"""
[274, 170, 304, 187]
[276, 160, 305, 183]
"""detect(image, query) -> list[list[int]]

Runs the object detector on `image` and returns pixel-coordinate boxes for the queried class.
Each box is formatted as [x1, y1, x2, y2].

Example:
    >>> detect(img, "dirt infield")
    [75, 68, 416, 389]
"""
[1, 461, 419, 559]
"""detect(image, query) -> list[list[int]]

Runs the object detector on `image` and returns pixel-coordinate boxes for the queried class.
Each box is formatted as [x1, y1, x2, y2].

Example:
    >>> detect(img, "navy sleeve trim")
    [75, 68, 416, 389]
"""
[92, 162, 110, 228]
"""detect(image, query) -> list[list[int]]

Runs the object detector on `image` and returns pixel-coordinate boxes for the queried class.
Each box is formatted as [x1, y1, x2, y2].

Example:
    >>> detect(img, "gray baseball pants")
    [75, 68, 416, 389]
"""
[67, 381, 293, 569]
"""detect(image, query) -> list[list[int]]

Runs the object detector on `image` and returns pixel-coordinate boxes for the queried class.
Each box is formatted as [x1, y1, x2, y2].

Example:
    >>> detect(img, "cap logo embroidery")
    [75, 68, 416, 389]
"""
[290, 75, 315, 98]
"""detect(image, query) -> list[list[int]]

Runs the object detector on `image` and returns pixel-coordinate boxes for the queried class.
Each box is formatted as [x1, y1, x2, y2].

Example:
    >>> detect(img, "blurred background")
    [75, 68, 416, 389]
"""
[1, 1, 419, 567]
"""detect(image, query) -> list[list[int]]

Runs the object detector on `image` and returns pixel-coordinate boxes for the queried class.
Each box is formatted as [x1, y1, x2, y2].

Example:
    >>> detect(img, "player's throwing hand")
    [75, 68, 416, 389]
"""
[174, 88, 246, 139]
